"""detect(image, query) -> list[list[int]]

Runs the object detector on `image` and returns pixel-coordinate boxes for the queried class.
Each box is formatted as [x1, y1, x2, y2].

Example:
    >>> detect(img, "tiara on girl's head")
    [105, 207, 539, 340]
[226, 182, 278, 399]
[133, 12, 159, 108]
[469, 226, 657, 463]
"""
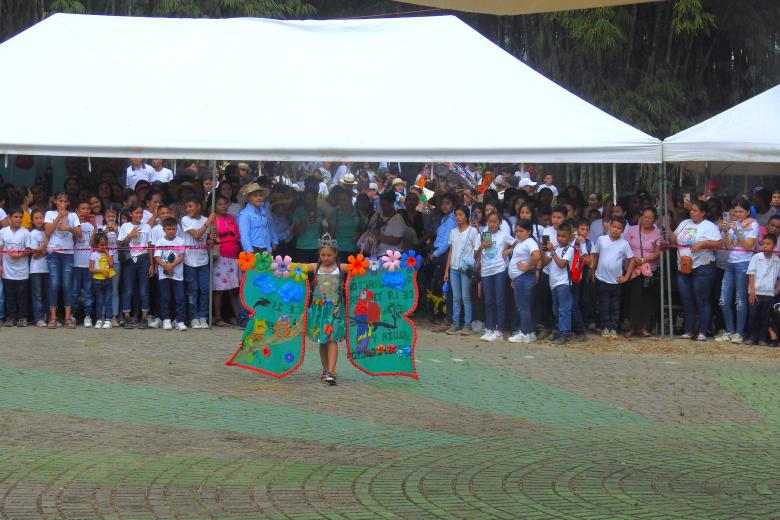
[319, 233, 338, 249]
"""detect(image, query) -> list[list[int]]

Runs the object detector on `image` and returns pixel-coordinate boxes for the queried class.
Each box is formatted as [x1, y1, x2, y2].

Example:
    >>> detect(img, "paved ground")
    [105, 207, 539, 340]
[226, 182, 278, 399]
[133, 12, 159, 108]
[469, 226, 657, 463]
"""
[0, 322, 779, 519]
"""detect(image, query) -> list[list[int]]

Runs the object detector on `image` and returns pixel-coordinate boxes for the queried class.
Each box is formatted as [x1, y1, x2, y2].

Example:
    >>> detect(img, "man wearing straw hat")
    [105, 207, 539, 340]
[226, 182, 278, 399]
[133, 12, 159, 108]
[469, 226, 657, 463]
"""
[238, 183, 277, 254]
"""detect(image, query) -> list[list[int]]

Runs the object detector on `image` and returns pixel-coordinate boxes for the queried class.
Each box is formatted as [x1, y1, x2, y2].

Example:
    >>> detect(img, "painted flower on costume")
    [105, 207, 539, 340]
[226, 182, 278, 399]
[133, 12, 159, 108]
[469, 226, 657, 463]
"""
[255, 251, 273, 272]
[271, 255, 293, 278]
[291, 262, 308, 282]
[278, 282, 305, 304]
[387, 344, 397, 354]
[382, 271, 407, 290]
[237, 252, 256, 272]
[346, 254, 369, 276]
[324, 324, 333, 338]
[261, 346, 271, 357]
[381, 250, 402, 272]
[376, 344, 386, 354]
[284, 352, 296, 363]
[252, 273, 276, 294]
[401, 249, 423, 272]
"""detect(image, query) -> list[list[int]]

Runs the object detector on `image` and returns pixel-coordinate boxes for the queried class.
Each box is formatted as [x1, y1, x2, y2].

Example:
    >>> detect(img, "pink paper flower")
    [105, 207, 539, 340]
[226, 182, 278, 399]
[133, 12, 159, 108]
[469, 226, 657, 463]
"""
[271, 255, 292, 278]
[381, 250, 402, 272]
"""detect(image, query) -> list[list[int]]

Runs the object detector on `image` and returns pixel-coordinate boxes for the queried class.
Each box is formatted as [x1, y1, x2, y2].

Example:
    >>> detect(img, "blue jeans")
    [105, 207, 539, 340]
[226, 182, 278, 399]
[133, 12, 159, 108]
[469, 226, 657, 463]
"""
[30, 273, 51, 322]
[552, 284, 573, 336]
[677, 262, 716, 336]
[720, 261, 750, 335]
[185, 264, 210, 320]
[158, 278, 185, 322]
[482, 270, 507, 331]
[71, 266, 94, 318]
[512, 271, 537, 334]
[47, 252, 74, 309]
[93, 278, 113, 321]
[448, 268, 472, 325]
[121, 256, 150, 314]
[597, 281, 621, 330]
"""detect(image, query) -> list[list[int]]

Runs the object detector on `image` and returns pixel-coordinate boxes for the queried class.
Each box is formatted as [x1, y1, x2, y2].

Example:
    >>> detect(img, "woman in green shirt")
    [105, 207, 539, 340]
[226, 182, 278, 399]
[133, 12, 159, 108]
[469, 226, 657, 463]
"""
[329, 189, 364, 263]
[292, 190, 324, 263]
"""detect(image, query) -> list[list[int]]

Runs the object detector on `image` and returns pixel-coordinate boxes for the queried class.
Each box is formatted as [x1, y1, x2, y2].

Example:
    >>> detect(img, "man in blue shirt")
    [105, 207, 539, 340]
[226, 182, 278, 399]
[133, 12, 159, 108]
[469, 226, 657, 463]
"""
[238, 183, 277, 253]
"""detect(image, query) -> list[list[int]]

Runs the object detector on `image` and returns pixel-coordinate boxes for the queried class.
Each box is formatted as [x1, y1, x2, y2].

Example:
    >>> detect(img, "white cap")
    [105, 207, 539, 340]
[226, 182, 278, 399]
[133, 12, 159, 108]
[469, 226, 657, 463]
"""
[519, 178, 537, 188]
[368, 182, 379, 191]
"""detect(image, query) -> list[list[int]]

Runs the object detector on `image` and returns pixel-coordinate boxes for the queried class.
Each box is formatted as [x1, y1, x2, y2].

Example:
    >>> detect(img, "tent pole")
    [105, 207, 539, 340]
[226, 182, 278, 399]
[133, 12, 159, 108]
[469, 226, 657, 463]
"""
[663, 162, 674, 337]
[658, 162, 665, 337]
[208, 161, 216, 329]
[173, 160, 177, 178]
[612, 164, 617, 203]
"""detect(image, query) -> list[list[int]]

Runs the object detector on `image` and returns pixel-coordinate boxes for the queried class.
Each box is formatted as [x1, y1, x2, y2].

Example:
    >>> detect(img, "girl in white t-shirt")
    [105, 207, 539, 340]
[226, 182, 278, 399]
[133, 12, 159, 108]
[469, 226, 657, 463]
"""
[716, 199, 759, 343]
[444, 206, 480, 335]
[28, 209, 50, 327]
[118, 205, 153, 328]
[507, 220, 541, 343]
[44, 192, 82, 329]
[476, 212, 515, 342]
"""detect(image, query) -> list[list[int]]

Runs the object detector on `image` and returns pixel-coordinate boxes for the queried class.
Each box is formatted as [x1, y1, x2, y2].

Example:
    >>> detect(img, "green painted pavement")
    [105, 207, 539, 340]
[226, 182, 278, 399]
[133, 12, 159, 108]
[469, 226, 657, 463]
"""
[0, 364, 470, 450]
[710, 366, 780, 426]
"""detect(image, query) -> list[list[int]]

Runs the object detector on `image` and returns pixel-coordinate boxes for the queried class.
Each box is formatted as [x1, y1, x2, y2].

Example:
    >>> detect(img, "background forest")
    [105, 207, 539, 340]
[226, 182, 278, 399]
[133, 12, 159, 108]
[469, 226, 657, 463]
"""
[1, 0, 778, 194]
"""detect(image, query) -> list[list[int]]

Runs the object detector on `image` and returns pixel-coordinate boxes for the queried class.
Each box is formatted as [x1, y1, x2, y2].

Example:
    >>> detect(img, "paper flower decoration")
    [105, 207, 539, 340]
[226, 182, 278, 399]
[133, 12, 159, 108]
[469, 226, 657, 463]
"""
[291, 262, 308, 282]
[369, 257, 381, 272]
[324, 324, 333, 337]
[252, 273, 276, 294]
[278, 282, 305, 304]
[382, 271, 407, 290]
[387, 344, 397, 354]
[271, 255, 293, 278]
[237, 252, 256, 272]
[346, 254, 369, 276]
[403, 346, 411, 356]
[401, 250, 423, 272]
[376, 344, 386, 355]
[284, 352, 295, 363]
[261, 346, 271, 357]
[381, 250, 402, 272]
[256, 251, 273, 272]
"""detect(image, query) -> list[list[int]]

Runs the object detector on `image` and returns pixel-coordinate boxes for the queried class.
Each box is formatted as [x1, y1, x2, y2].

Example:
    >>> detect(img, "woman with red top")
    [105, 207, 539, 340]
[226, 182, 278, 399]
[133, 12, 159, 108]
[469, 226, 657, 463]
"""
[210, 195, 241, 326]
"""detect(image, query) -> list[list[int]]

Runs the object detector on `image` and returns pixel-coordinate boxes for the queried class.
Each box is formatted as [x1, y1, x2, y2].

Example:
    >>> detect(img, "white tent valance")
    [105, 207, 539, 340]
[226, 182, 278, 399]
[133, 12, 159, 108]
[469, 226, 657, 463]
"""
[0, 13, 661, 163]
[664, 84, 780, 175]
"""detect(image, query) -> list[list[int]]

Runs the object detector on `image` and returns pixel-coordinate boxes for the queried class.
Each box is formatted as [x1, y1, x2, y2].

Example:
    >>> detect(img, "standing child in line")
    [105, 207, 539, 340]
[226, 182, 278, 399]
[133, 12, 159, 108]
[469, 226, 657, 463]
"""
[118, 205, 153, 328]
[88, 231, 116, 329]
[303, 235, 349, 385]
[209, 195, 241, 326]
[99, 208, 121, 327]
[154, 217, 187, 331]
[537, 205, 567, 339]
[71, 198, 95, 327]
[0, 208, 31, 326]
[541, 222, 576, 344]
[571, 218, 593, 341]
[476, 211, 515, 342]
[28, 209, 51, 327]
[181, 197, 216, 329]
[444, 205, 480, 335]
[746, 234, 780, 346]
[591, 218, 636, 339]
[508, 220, 541, 343]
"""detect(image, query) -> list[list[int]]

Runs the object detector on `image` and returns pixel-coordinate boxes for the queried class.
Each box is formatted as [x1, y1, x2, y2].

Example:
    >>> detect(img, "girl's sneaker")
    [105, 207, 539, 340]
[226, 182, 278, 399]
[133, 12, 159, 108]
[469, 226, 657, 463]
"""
[459, 324, 473, 335]
[321, 371, 337, 385]
[35, 320, 46, 328]
[730, 333, 743, 344]
[446, 324, 462, 335]
[191, 319, 203, 329]
[83, 316, 93, 328]
[714, 332, 731, 342]
[102, 321, 112, 329]
[162, 319, 172, 330]
[94, 320, 103, 329]
[479, 330, 494, 341]
[508, 332, 526, 343]
[526, 332, 537, 343]
[609, 329, 618, 339]
[485, 330, 503, 342]
[176, 321, 188, 331]
[601, 328, 611, 338]
[696, 333, 707, 341]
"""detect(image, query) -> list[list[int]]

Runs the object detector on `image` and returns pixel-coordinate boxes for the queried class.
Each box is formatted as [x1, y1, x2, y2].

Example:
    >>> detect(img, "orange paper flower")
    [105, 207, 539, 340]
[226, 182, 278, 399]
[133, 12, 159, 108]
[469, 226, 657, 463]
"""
[345, 253, 369, 276]
[237, 252, 256, 272]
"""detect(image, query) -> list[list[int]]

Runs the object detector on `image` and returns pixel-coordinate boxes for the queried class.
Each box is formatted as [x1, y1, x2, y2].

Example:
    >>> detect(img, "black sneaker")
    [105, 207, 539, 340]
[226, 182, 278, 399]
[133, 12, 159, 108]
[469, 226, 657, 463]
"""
[4, 319, 16, 327]
[123, 319, 137, 329]
[138, 319, 149, 329]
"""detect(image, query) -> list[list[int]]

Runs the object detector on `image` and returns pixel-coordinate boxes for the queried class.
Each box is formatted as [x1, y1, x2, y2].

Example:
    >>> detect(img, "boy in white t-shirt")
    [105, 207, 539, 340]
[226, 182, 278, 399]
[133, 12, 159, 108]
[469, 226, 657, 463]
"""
[0, 208, 31, 326]
[746, 234, 780, 345]
[591, 218, 636, 339]
[154, 218, 187, 331]
[541, 223, 575, 344]
[71, 199, 96, 327]
[181, 197, 216, 329]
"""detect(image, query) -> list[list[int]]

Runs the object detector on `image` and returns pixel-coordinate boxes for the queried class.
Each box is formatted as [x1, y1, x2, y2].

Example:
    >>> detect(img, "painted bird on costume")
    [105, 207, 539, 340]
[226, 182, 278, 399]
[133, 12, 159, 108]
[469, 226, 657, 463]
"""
[353, 289, 381, 353]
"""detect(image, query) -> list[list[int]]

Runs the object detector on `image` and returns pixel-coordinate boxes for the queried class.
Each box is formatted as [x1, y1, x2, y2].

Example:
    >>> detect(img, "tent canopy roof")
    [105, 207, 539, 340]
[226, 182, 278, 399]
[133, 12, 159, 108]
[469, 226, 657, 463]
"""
[393, 0, 660, 16]
[0, 13, 660, 163]
[664, 84, 780, 174]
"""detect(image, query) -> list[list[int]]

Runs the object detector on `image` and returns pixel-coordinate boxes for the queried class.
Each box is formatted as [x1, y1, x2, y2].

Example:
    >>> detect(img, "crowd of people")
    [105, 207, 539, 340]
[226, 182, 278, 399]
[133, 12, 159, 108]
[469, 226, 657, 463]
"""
[0, 159, 778, 346]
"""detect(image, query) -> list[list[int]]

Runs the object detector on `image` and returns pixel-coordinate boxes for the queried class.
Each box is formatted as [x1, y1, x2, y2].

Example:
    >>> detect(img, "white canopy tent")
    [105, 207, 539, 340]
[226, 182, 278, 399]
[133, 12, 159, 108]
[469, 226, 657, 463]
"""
[663, 84, 780, 175]
[0, 13, 661, 164]
[393, 0, 660, 16]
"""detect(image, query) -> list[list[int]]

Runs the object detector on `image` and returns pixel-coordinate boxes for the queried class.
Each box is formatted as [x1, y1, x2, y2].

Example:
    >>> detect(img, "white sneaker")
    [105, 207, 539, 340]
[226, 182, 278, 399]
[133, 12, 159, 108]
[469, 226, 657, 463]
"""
[200, 318, 210, 329]
[714, 332, 732, 342]
[485, 330, 502, 342]
[148, 317, 161, 329]
[680, 332, 693, 340]
[94, 320, 103, 329]
[162, 319, 172, 330]
[696, 333, 707, 341]
[176, 321, 187, 331]
[730, 333, 743, 344]
[191, 319, 203, 329]
[525, 332, 536, 343]
[102, 321, 112, 329]
[480, 330, 494, 341]
[83, 316, 92, 328]
[602, 328, 611, 338]
[609, 329, 618, 339]
[508, 332, 526, 343]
